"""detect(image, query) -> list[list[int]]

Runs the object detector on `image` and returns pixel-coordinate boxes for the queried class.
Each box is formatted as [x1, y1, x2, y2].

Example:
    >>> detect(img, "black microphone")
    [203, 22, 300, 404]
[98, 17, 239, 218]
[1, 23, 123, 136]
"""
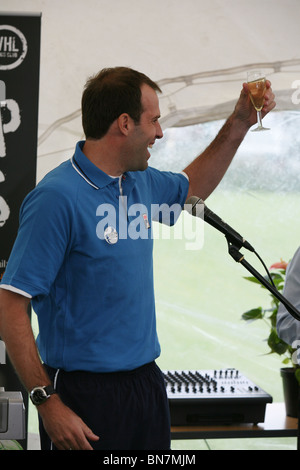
[186, 196, 255, 252]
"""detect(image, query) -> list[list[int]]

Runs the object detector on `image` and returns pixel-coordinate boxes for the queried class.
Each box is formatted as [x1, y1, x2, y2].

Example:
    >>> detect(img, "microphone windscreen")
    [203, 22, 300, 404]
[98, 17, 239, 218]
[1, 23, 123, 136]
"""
[186, 196, 203, 216]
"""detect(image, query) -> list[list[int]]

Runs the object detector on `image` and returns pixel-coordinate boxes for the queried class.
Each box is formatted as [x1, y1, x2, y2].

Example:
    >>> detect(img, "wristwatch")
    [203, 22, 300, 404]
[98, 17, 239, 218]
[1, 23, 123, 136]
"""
[30, 385, 56, 406]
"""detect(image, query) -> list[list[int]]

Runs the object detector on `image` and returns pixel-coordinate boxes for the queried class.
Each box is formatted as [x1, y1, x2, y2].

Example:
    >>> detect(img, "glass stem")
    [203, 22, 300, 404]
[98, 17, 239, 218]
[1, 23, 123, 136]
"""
[257, 110, 263, 128]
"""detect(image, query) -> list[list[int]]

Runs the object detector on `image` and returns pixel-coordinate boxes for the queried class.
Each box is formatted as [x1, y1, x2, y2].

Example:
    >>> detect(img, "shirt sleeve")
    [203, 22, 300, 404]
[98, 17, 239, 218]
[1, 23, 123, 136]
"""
[147, 168, 189, 225]
[277, 247, 300, 347]
[0, 184, 74, 298]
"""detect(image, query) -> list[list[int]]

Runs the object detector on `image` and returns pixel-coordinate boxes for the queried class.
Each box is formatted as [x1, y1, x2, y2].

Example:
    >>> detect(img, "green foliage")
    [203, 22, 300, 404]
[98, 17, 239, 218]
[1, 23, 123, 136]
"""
[0, 440, 23, 450]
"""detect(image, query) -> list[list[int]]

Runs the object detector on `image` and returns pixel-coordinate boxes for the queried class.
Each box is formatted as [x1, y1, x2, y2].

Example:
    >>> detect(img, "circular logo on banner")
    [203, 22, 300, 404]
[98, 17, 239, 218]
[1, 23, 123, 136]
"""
[104, 226, 118, 245]
[0, 25, 28, 70]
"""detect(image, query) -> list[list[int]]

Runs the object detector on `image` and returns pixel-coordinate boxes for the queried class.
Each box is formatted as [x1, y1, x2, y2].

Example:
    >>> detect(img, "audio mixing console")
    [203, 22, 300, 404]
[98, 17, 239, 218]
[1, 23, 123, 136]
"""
[163, 368, 272, 425]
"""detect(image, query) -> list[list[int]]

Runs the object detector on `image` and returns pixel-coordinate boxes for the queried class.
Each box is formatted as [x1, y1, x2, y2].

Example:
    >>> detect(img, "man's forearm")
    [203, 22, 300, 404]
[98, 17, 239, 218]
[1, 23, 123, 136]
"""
[0, 289, 51, 392]
[184, 112, 249, 200]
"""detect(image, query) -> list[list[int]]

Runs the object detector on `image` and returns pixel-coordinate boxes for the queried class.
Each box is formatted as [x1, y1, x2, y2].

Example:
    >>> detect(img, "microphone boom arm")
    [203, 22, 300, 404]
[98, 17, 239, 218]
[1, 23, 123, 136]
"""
[227, 238, 300, 322]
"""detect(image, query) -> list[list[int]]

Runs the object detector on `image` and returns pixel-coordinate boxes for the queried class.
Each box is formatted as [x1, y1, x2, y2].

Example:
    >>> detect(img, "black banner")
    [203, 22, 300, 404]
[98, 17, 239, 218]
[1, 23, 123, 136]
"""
[0, 13, 41, 279]
[0, 12, 41, 449]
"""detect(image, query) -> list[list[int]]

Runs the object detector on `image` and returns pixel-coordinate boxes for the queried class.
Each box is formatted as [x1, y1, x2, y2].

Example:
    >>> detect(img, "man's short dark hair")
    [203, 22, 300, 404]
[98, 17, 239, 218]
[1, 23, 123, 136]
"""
[81, 67, 161, 139]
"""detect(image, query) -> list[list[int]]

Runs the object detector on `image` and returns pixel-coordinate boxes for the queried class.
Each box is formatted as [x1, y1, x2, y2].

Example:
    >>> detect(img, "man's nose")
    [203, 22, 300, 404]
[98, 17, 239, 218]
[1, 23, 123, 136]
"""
[156, 122, 163, 140]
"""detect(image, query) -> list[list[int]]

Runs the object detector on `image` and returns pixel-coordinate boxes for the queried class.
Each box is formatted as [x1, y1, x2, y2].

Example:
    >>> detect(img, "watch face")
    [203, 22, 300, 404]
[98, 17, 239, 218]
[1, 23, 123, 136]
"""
[31, 387, 47, 405]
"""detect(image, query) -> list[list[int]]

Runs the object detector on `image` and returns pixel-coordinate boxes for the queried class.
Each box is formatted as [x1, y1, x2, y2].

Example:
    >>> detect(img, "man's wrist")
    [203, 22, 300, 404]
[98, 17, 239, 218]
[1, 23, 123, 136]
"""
[30, 384, 57, 406]
[227, 112, 251, 141]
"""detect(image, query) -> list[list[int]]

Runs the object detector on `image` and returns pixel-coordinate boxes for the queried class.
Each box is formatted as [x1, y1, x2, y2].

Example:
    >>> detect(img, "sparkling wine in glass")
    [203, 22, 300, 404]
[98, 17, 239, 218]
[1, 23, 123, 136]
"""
[247, 71, 270, 131]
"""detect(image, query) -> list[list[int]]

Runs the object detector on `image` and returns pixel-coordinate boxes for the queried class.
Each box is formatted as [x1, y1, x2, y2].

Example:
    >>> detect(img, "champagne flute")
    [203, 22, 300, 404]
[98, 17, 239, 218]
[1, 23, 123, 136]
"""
[247, 71, 270, 131]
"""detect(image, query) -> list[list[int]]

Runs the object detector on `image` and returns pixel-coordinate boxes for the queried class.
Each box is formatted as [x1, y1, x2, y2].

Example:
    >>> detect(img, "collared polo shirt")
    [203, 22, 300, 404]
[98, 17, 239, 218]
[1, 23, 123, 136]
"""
[1, 141, 189, 372]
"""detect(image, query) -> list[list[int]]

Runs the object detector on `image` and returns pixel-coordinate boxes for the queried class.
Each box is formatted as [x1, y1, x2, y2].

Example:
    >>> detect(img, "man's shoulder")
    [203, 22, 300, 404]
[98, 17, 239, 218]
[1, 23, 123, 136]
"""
[22, 160, 78, 213]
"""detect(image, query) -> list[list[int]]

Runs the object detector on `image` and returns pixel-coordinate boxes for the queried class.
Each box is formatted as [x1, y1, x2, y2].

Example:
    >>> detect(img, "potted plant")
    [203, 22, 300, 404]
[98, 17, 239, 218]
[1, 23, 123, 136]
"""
[241, 259, 300, 417]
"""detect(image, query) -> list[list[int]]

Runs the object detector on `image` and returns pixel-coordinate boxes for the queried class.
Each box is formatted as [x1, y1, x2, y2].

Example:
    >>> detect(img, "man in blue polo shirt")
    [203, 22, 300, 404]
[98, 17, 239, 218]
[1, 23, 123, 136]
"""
[0, 67, 275, 450]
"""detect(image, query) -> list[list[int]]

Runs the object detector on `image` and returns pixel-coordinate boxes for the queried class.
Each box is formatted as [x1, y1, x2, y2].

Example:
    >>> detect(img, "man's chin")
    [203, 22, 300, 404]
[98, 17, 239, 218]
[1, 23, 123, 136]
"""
[137, 161, 148, 172]
[138, 157, 149, 171]
[128, 161, 148, 172]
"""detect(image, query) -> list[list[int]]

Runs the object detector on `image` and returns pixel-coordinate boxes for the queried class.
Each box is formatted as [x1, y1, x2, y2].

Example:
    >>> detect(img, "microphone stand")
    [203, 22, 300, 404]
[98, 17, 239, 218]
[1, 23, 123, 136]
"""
[227, 239, 300, 450]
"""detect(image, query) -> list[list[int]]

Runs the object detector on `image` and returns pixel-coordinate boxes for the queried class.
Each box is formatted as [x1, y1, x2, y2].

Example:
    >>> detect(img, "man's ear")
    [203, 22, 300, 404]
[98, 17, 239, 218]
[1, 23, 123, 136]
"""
[117, 113, 132, 136]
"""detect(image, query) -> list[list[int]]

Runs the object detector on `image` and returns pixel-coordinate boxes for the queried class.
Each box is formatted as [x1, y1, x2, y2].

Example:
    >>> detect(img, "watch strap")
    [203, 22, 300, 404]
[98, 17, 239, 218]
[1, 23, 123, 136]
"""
[43, 384, 56, 397]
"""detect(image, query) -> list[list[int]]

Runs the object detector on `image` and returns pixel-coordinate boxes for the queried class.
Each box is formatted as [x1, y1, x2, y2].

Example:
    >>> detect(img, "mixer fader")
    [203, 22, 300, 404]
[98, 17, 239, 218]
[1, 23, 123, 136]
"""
[163, 368, 272, 426]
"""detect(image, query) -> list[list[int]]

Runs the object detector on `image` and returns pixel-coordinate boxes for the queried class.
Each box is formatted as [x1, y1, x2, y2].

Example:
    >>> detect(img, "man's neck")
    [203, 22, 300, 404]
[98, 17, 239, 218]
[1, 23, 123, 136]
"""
[82, 138, 124, 176]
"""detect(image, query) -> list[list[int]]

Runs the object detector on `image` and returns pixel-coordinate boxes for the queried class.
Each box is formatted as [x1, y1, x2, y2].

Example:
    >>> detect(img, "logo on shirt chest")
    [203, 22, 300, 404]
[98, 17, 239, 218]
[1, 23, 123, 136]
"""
[103, 226, 119, 245]
[103, 214, 149, 245]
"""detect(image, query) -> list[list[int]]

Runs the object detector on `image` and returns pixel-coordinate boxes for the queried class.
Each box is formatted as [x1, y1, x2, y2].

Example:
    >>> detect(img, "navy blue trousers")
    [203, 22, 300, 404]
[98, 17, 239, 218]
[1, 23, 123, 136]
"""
[39, 361, 171, 450]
